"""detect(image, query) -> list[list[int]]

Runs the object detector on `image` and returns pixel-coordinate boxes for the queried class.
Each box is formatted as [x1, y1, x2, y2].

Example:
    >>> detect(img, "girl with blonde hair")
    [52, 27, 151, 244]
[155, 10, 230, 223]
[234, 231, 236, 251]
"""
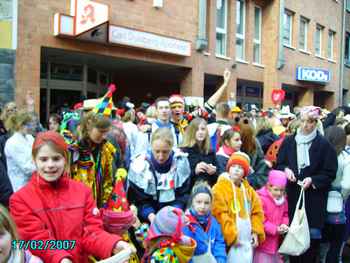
[0, 204, 42, 262]
[181, 118, 218, 186]
[127, 127, 191, 223]
[4, 110, 35, 192]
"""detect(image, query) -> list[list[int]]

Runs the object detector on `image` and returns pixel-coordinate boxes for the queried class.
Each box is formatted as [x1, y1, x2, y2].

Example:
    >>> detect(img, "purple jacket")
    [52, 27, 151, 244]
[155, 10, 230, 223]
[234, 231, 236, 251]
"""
[256, 186, 289, 255]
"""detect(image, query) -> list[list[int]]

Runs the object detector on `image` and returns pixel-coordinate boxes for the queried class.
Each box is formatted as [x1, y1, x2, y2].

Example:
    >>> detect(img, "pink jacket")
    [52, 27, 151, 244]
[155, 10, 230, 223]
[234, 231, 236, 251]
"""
[255, 186, 289, 255]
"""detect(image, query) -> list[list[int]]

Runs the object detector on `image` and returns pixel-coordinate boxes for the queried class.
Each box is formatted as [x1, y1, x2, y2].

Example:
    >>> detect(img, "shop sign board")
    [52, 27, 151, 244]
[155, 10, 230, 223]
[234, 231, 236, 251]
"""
[109, 25, 191, 57]
[71, 0, 109, 35]
[296, 66, 330, 83]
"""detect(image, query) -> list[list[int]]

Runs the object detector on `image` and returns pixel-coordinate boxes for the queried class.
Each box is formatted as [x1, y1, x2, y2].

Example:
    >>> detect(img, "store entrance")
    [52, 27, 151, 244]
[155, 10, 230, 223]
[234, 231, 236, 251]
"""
[40, 47, 190, 122]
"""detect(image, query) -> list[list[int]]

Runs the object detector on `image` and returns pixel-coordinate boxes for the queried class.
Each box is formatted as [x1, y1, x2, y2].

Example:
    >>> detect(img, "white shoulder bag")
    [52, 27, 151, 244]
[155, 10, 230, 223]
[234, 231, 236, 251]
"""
[278, 187, 310, 256]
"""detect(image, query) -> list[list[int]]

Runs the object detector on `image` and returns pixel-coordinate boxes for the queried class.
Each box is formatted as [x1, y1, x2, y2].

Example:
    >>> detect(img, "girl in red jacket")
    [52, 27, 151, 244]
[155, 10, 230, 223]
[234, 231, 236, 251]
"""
[253, 170, 289, 263]
[9, 131, 135, 263]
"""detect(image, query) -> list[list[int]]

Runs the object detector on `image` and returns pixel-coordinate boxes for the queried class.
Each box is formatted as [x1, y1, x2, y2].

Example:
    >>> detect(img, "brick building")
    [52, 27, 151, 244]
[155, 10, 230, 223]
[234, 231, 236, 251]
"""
[0, 0, 349, 121]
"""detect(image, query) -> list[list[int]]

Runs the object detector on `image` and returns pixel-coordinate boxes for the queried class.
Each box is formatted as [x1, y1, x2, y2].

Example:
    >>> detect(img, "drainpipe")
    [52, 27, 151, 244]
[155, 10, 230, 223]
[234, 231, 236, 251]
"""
[339, 0, 346, 106]
[196, 0, 208, 51]
[277, 0, 285, 70]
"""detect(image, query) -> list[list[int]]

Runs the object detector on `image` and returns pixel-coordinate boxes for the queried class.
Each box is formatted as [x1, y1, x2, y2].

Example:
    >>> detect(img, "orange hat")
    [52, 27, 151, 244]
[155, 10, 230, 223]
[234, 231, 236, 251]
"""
[226, 151, 251, 177]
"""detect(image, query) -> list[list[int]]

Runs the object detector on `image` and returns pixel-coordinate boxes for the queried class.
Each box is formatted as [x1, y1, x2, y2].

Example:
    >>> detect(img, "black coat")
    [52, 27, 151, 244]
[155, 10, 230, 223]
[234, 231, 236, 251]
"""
[0, 133, 12, 207]
[181, 146, 218, 186]
[0, 160, 13, 207]
[276, 132, 337, 229]
[216, 154, 229, 175]
[256, 128, 279, 154]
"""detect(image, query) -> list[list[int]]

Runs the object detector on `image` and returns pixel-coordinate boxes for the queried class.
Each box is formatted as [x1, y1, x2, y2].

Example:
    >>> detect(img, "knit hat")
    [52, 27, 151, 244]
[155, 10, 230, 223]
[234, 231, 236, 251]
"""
[169, 94, 185, 108]
[190, 182, 212, 201]
[268, 170, 287, 187]
[92, 83, 117, 117]
[226, 151, 251, 177]
[33, 131, 68, 159]
[147, 206, 188, 244]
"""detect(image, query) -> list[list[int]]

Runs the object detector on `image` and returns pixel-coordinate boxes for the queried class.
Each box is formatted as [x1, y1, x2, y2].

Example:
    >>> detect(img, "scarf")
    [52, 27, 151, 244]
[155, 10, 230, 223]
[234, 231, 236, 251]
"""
[222, 144, 235, 157]
[267, 188, 286, 206]
[155, 119, 173, 129]
[189, 208, 210, 228]
[295, 128, 317, 172]
[274, 196, 285, 206]
[150, 151, 174, 173]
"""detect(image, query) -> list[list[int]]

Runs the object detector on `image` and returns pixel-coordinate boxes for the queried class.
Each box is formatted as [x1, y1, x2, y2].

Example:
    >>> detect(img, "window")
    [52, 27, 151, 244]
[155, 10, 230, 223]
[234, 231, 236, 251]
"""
[88, 68, 97, 83]
[327, 30, 335, 60]
[299, 17, 308, 51]
[40, 63, 47, 79]
[51, 64, 83, 81]
[253, 6, 262, 63]
[345, 33, 350, 65]
[236, 0, 245, 60]
[347, 0, 350, 11]
[216, 0, 228, 56]
[283, 11, 293, 46]
[315, 25, 323, 56]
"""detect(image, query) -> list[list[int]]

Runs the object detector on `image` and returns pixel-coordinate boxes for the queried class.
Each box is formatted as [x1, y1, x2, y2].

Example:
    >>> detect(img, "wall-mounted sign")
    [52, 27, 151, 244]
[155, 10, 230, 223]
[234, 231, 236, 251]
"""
[245, 86, 261, 97]
[72, 0, 109, 35]
[54, 0, 192, 57]
[54, 0, 108, 37]
[296, 66, 331, 83]
[108, 26, 191, 57]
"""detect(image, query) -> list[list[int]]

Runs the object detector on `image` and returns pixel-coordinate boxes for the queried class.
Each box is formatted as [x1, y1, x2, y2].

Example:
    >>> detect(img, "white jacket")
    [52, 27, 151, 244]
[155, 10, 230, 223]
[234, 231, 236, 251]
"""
[332, 150, 350, 200]
[4, 132, 35, 192]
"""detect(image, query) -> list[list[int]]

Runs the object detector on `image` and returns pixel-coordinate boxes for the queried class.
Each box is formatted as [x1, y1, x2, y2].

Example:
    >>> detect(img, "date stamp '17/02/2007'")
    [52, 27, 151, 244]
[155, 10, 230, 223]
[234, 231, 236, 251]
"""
[12, 240, 76, 250]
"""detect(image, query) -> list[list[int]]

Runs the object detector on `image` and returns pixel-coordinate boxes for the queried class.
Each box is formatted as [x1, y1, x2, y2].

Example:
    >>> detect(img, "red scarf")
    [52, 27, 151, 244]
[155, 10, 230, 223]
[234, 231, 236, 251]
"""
[222, 144, 235, 157]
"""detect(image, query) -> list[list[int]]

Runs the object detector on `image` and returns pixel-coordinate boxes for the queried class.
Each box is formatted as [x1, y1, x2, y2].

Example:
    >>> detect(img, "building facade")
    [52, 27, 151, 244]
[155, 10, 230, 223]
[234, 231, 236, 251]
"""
[0, 0, 348, 120]
[343, 0, 350, 101]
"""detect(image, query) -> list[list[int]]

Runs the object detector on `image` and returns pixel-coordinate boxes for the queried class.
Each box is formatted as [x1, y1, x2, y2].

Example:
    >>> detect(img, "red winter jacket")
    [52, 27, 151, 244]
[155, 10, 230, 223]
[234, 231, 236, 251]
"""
[10, 172, 121, 263]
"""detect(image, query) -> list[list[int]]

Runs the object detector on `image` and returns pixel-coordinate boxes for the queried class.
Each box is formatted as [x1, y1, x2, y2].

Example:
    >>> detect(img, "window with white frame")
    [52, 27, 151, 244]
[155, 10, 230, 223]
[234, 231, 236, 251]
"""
[347, 0, 350, 11]
[216, 0, 228, 56]
[345, 32, 350, 64]
[283, 10, 293, 46]
[299, 17, 308, 51]
[236, 0, 245, 60]
[327, 30, 335, 60]
[253, 6, 262, 64]
[315, 25, 323, 56]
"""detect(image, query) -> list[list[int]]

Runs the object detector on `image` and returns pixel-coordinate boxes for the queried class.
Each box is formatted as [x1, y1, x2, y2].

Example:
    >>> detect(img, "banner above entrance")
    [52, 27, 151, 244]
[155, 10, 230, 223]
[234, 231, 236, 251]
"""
[296, 66, 331, 83]
[109, 25, 191, 57]
[53, 0, 192, 57]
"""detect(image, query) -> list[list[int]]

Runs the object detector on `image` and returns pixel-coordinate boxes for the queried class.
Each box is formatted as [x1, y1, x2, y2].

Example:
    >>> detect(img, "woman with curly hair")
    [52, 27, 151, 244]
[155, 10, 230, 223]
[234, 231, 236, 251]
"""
[70, 111, 117, 208]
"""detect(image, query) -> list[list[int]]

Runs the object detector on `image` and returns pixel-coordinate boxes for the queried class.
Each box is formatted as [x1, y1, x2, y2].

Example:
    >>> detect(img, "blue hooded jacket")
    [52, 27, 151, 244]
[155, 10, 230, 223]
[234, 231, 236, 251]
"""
[182, 211, 226, 263]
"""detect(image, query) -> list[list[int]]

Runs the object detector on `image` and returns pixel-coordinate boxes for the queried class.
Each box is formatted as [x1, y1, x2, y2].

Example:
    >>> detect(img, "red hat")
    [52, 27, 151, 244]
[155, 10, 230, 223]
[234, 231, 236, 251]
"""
[226, 151, 251, 177]
[33, 131, 68, 159]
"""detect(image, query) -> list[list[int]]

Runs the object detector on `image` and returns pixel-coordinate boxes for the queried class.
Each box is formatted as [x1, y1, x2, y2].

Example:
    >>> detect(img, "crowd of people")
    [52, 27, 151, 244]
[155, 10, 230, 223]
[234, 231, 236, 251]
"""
[1, 70, 350, 263]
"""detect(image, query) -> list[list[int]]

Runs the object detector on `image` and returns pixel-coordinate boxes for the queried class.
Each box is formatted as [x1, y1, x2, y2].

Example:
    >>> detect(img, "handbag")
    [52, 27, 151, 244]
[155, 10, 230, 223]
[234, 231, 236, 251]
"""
[278, 187, 310, 256]
[326, 190, 343, 213]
